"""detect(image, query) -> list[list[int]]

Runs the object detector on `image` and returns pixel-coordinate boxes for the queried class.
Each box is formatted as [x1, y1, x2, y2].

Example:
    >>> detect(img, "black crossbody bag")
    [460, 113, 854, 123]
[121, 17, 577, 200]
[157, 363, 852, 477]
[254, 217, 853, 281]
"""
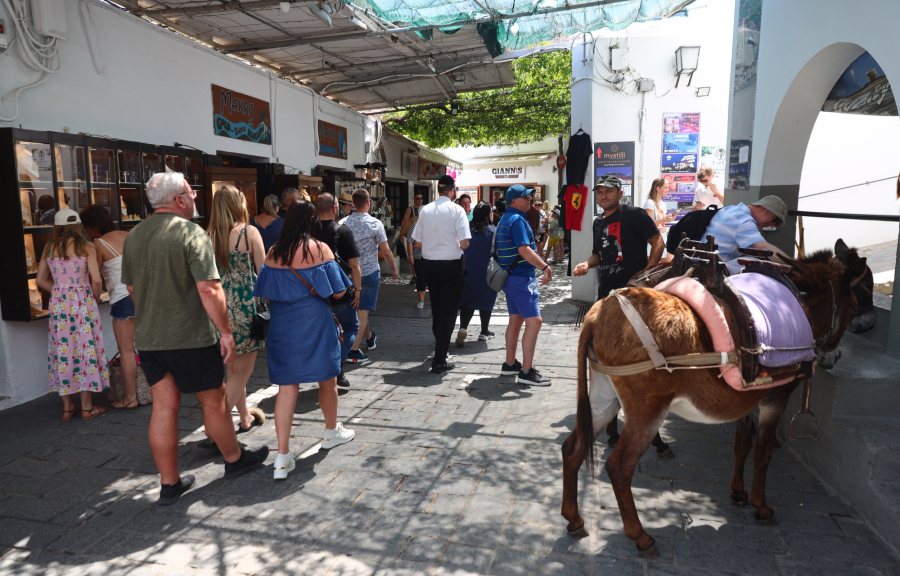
[329, 223, 356, 306]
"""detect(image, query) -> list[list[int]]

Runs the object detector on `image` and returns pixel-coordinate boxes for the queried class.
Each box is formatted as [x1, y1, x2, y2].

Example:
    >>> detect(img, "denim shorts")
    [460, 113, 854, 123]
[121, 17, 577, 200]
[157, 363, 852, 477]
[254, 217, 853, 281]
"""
[110, 295, 135, 320]
[358, 270, 381, 311]
[503, 275, 541, 319]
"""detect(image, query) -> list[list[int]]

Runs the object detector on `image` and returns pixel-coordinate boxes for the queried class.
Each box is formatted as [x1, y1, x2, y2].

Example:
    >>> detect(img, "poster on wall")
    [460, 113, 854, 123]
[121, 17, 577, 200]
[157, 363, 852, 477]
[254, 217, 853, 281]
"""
[700, 146, 727, 188]
[593, 141, 635, 214]
[728, 2, 762, 190]
[663, 113, 700, 134]
[491, 166, 524, 180]
[211, 84, 272, 145]
[662, 133, 699, 154]
[661, 112, 701, 225]
[418, 159, 445, 180]
[318, 120, 348, 159]
[400, 152, 419, 178]
[661, 153, 698, 174]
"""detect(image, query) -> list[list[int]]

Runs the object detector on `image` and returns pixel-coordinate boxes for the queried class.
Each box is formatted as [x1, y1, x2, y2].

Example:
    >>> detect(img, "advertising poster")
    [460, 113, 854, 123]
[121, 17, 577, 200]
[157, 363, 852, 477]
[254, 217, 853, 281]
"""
[662, 174, 697, 224]
[318, 120, 348, 159]
[662, 133, 699, 154]
[418, 160, 446, 180]
[700, 145, 727, 188]
[661, 153, 698, 174]
[212, 84, 272, 145]
[593, 141, 635, 213]
[663, 113, 700, 134]
[822, 51, 897, 116]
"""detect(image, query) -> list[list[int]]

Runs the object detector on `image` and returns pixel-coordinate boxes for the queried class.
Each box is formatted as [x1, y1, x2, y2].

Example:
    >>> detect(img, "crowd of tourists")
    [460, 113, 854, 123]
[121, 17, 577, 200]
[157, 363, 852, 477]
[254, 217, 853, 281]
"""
[37, 165, 786, 505]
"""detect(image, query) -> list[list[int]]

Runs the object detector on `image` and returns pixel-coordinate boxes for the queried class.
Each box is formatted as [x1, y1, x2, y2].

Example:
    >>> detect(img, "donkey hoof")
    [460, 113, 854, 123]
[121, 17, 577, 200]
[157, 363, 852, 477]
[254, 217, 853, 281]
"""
[754, 512, 778, 526]
[730, 495, 749, 507]
[607, 435, 620, 447]
[567, 523, 589, 539]
[637, 541, 660, 558]
[656, 448, 676, 459]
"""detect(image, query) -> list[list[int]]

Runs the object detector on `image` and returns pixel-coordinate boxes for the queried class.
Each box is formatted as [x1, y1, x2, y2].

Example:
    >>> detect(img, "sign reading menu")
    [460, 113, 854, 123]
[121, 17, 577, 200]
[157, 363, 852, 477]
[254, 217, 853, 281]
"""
[211, 84, 272, 145]
[318, 120, 348, 159]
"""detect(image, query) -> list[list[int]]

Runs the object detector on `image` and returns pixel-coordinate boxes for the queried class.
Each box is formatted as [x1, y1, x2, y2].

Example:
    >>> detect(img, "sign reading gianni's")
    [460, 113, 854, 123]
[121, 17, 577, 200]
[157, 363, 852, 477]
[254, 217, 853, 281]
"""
[211, 84, 272, 145]
[492, 166, 524, 179]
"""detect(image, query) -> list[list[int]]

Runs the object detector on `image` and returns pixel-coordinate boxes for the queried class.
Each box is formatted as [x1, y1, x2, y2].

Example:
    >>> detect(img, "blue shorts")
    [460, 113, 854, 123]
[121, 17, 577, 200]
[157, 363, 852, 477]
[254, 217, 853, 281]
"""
[503, 275, 541, 319]
[358, 270, 381, 311]
[110, 295, 135, 320]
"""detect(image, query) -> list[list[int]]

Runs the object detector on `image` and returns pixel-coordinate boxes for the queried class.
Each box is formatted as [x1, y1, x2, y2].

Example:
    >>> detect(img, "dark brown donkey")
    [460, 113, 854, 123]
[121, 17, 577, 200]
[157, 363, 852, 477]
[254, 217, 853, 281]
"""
[560, 243, 872, 558]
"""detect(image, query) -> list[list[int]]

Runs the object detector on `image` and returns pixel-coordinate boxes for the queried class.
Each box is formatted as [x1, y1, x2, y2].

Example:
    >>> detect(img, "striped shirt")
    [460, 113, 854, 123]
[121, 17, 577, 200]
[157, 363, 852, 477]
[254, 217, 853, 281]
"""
[703, 203, 765, 262]
[495, 207, 536, 277]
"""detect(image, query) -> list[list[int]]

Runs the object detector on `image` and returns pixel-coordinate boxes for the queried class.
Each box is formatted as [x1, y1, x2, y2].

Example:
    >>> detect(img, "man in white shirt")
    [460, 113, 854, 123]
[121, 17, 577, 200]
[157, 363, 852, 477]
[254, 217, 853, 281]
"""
[693, 166, 724, 209]
[411, 175, 472, 373]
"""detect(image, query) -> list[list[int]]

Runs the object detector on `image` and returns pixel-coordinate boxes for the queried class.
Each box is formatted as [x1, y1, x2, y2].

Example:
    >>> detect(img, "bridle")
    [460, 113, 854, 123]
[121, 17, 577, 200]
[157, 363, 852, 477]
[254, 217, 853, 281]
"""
[814, 281, 840, 354]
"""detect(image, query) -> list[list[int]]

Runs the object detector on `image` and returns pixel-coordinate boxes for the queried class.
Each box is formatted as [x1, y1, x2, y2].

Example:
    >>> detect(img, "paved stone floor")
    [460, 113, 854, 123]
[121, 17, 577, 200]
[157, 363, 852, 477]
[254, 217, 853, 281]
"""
[1, 266, 898, 576]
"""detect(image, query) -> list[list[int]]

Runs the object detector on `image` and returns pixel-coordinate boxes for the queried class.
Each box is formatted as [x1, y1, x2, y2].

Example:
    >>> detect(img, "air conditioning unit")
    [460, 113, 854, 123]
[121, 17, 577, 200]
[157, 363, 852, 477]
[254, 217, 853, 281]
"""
[30, 0, 68, 40]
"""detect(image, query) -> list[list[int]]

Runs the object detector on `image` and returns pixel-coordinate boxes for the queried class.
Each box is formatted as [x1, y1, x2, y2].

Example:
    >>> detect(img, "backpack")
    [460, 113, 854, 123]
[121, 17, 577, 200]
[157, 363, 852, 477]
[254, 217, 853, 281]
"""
[665, 205, 719, 254]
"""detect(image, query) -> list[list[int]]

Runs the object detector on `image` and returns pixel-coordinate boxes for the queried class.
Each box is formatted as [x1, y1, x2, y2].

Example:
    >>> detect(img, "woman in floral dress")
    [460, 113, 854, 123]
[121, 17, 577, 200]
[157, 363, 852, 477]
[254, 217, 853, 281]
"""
[35, 209, 110, 420]
[207, 186, 267, 436]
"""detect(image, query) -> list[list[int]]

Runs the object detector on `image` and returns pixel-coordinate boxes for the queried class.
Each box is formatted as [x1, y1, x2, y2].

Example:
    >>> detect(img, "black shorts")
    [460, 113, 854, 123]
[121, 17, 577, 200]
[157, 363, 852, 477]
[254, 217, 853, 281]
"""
[139, 342, 224, 394]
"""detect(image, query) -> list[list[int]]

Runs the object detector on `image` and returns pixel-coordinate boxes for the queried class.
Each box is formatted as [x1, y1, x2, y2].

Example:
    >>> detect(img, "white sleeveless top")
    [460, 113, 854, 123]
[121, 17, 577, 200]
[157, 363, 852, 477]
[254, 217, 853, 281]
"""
[97, 238, 129, 305]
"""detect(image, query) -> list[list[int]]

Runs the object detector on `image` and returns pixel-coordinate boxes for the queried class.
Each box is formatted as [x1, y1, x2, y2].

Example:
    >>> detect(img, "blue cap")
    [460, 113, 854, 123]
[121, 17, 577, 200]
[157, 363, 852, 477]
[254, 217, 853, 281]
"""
[505, 184, 535, 204]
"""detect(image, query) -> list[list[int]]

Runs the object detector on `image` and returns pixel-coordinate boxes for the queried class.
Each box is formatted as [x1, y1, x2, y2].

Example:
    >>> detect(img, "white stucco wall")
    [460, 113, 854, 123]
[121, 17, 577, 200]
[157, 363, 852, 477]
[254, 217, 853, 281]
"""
[0, 0, 372, 408]
[568, 0, 736, 300]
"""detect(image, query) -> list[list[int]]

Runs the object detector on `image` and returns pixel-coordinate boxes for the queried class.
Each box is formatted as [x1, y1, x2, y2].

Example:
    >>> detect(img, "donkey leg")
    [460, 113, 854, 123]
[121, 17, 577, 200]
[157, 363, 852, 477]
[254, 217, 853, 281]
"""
[606, 420, 620, 446]
[749, 388, 795, 525]
[606, 412, 667, 558]
[651, 431, 675, 459]
[729, 413, 753, 506]
[561, 429, 588, 537]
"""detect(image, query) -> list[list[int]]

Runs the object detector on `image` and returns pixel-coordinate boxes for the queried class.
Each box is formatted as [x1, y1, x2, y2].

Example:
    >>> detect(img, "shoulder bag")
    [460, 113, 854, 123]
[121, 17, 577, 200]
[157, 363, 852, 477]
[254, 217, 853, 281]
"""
[288, 264, 344, 346]
[242, 226, 270, 341]
[329, 224, 356, 306]
[486, 225, 520, 292]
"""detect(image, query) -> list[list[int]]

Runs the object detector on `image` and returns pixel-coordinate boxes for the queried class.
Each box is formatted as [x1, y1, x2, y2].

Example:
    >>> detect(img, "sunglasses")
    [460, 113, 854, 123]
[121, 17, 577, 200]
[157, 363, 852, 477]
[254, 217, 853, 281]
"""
[414, 197, 423, 200]
[699, 179, 710, 184]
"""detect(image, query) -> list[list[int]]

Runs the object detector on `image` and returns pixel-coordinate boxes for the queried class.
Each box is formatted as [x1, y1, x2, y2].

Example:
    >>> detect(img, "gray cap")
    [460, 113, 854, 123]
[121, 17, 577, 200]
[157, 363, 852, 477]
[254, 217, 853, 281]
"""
[750, 195, 787, 228]
[594, 175, 622, 191]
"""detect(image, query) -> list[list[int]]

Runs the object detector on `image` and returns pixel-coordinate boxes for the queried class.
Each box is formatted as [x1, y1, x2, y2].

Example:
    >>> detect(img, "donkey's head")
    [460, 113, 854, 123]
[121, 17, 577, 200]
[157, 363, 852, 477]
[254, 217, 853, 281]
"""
[835, 239, 876, 334]
[785, 239, 870, 369]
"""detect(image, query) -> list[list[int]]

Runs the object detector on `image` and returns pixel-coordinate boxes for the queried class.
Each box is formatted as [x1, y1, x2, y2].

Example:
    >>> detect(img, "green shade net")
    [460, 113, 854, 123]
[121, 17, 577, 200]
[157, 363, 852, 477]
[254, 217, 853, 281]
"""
[358, 0, 695, 54]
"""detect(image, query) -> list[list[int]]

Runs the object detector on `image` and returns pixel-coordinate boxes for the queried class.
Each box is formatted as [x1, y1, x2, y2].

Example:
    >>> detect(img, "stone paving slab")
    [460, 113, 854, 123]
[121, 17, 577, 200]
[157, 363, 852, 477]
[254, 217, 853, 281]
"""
[1, 270, 898, 575]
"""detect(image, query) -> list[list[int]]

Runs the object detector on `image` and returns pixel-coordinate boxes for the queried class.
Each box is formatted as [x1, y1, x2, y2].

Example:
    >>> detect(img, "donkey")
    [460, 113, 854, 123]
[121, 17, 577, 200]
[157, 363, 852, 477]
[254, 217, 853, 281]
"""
[560, 241, 871, 558]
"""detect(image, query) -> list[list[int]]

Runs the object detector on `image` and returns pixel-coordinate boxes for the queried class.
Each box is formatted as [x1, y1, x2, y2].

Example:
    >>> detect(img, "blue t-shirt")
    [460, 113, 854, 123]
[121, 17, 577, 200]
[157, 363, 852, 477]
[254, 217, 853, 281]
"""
[496, 207, 536, 277]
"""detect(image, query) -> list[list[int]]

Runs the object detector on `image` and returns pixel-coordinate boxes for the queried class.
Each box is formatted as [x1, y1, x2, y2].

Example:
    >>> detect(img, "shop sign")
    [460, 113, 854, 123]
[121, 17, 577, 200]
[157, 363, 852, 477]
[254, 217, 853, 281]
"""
[400, 152, 419, 178]
[557, 153, 566, 171]
[492, 166, 524, 179]
[318, 120, 348, 159]
[211, 84, 272, 145]
[593, 141, 635, 212]
[419, 159, 445, 180]
[822, 52, 897, 116]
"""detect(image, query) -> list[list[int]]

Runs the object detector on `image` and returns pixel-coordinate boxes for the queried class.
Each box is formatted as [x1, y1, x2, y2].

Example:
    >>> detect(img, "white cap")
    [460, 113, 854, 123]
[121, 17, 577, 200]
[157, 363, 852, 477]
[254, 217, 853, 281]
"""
[54, 209, 81, 226]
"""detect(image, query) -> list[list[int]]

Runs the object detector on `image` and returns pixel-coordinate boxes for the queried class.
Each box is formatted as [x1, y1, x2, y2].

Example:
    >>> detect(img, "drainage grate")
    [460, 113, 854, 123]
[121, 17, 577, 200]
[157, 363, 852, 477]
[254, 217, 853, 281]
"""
[572, 305, 590, 330]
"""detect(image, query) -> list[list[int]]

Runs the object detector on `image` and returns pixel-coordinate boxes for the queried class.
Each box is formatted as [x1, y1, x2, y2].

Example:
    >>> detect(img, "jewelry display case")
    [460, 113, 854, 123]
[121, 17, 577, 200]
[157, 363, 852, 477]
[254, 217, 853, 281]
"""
[274, 174, 323, 206]
[204, 166, 257, 227]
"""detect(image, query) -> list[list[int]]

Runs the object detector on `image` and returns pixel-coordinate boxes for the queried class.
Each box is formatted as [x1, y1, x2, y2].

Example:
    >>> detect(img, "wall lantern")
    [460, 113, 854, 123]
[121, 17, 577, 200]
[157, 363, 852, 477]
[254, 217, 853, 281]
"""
[696, 87, 711, 97]
[674, 45, 700, 87]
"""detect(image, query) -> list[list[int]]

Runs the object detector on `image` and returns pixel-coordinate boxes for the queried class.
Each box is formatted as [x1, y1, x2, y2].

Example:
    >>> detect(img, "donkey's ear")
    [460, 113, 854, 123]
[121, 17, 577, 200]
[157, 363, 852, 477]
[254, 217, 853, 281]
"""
[843, 256, 868, 288]
[783, 255, 810, 275]
[834, 239, 850, 261]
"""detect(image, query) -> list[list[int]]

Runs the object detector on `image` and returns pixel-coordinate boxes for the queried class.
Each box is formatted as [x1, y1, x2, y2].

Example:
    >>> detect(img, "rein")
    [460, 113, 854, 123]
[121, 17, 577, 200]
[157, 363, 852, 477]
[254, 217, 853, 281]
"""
[815, 281, 839, 354]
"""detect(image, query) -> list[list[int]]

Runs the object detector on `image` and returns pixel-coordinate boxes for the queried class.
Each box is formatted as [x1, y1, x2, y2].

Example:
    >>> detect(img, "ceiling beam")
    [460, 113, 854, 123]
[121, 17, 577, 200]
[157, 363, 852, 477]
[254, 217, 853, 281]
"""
[220, 0, 677, 53]
[290, 47, 489, 79]
[133, 0, 313, 19]
[324, 62, 498, 97]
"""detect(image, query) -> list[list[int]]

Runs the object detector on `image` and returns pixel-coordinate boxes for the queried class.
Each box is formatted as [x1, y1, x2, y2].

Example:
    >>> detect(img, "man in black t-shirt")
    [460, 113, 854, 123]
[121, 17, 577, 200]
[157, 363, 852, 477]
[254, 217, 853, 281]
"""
[316, 193, 362, 391]
[574, 175, 663, 300]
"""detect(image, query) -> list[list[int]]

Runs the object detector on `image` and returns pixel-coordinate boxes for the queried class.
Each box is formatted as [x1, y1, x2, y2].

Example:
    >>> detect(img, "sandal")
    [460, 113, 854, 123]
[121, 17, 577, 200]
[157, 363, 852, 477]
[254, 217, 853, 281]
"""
[81, 405, 108, 420]
[111, 399, 139, 410]
[62, 409, 78, 421]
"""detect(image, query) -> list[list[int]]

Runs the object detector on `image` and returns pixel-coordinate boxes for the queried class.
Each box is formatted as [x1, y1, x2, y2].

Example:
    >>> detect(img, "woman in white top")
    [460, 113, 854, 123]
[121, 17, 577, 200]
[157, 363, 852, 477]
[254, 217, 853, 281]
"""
[693, 166, 724, 209]
[643, 178, 673, 231]
[80, 205, 138, 410]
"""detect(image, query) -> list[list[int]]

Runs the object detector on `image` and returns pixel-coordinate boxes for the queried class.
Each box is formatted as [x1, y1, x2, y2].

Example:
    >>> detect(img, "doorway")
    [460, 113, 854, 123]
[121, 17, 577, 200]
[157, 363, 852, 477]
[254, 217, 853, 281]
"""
[385, 180, 408, 230]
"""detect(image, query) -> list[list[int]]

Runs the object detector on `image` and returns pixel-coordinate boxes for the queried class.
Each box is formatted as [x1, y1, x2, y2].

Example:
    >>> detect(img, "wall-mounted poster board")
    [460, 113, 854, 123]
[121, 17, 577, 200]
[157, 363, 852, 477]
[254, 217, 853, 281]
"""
[593, 141, 635, 214]
[660, 113, 701, 225]
[211, 84, 272, 145]
[318, 120, 348, 159]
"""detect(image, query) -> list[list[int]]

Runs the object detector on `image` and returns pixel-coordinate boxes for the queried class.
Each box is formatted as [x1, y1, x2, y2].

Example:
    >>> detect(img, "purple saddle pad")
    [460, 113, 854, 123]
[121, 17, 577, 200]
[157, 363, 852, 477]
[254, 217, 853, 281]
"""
[729, 273, 816, 367]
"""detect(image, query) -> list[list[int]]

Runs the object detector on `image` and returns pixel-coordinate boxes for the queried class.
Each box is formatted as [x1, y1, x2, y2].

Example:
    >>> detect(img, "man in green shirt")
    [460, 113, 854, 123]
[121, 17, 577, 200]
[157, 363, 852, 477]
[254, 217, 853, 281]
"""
[122, 173, 268, 505]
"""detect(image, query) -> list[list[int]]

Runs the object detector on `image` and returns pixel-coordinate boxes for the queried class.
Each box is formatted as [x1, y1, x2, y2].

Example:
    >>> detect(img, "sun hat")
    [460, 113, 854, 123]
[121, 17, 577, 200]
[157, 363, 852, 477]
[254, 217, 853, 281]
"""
[338, 192, 354, 205]
[552, 208, 560, 215]
[54, 209, 81, 226]
[750, 195, 787, 228]
[505, 184, 535, 204]
[594, 175, 622, 191]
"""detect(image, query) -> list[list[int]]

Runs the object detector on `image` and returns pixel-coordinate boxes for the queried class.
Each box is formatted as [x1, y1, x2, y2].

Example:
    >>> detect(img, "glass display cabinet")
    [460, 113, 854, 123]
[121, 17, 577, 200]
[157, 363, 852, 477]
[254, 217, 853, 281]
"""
[274, 174, 323, 211]
[0, 128, 210, 321]
[204, 167, 257, 227]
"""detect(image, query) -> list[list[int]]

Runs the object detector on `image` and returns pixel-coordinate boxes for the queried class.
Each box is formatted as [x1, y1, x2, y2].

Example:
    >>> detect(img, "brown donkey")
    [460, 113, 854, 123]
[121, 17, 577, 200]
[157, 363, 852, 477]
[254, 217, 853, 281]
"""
[560, 243, 871, 558]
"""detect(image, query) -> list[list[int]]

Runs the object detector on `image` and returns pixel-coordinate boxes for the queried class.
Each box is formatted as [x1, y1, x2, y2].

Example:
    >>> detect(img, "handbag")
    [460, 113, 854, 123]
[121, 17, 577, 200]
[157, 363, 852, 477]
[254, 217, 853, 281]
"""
[486, 227, 520, 291]
[288, 264, 344, 346]
[329, 223, 355, 306]
[244, 228, 270, 341]
[107, 352, 153, 405]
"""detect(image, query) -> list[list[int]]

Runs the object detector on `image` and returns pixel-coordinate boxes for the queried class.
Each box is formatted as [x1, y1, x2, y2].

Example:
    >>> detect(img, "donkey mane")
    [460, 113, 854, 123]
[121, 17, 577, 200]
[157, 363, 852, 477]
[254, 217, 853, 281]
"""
[792, 248, 847, 292]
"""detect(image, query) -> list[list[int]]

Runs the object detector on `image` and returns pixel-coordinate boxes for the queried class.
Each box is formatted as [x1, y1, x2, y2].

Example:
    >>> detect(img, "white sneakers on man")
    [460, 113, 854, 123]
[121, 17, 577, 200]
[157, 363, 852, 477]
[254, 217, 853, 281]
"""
[322, 423, 355, 449]
[416, 301, 424, 309]
[273, 453, 295, 481]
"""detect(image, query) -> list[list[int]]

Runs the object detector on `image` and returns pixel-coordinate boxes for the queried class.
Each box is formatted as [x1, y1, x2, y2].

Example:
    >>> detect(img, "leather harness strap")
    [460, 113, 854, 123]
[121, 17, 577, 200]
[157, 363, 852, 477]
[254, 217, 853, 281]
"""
[609, 290, 668, 369]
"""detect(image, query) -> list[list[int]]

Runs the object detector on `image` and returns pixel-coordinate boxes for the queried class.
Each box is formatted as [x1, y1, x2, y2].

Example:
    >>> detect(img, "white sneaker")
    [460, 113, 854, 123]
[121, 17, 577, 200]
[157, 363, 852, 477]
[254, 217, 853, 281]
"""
[321, 423, 355, 449]
[416, 301, 424, 309]
[454, 329, 467, 346]
[273, 453, 295, 481]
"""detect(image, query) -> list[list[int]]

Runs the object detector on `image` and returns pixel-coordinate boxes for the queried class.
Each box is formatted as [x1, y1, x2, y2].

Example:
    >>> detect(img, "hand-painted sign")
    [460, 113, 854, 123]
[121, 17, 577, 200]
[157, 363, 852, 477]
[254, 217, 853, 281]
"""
[419, 159, 446, 180]
[318, 120, 348, 159]
[211, 84, 272, 145]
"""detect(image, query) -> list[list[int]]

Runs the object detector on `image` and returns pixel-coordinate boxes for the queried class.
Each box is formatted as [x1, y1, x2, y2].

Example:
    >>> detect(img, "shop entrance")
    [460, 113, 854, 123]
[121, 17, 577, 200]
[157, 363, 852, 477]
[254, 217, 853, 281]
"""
[484, 183, 544, 206]
[385, 180, 408, 230]
[414, 184, 430, 204]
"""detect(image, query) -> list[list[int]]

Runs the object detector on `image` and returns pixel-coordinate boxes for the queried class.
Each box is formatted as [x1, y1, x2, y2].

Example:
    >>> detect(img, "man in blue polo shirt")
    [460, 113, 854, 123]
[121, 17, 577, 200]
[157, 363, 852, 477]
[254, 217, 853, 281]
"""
[496, 184, 553, 386]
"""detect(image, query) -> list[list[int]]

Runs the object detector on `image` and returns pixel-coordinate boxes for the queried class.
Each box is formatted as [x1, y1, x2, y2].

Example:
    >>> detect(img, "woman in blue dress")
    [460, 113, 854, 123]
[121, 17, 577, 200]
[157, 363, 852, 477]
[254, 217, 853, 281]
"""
[455, 202, 499, 345]
[254, 201, 354, 480]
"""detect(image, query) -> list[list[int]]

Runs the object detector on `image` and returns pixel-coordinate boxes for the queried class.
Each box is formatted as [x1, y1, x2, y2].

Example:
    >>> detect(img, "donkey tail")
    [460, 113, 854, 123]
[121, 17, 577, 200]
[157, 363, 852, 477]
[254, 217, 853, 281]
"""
[577, 317, 596, 476]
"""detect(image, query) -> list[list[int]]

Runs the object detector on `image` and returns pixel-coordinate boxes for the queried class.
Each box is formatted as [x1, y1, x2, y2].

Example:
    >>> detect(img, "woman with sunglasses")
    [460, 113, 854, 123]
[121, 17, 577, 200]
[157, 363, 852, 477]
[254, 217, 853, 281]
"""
[693, 166, 724, 209]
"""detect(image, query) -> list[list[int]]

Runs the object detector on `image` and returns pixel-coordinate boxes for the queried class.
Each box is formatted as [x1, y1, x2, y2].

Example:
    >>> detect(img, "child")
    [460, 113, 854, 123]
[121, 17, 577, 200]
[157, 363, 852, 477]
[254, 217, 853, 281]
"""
[35, 209, 110, 420]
